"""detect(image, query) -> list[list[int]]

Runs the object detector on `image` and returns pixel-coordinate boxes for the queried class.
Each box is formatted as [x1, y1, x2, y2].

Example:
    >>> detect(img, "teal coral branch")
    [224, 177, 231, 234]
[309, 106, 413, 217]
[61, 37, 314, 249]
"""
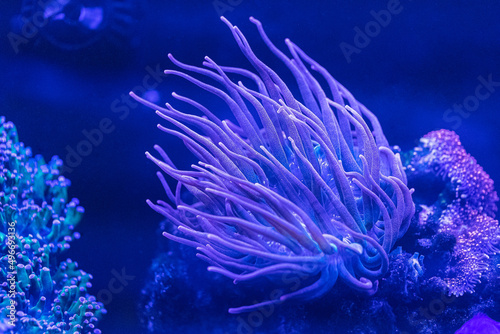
[0, 117, 105, 333]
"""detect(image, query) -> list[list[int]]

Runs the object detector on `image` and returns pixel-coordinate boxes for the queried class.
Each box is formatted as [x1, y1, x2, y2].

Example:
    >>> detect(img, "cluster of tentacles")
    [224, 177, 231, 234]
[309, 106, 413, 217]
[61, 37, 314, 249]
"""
[134, 17, 415, 313]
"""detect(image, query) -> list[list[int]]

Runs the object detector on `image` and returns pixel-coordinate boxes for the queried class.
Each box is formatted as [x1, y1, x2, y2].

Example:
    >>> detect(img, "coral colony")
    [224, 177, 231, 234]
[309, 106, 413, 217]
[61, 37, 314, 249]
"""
[0, 118, 104, 333]
[137, 17, 500, 333]
[133, 15, 415, 313]
[405, 130, 500, 297]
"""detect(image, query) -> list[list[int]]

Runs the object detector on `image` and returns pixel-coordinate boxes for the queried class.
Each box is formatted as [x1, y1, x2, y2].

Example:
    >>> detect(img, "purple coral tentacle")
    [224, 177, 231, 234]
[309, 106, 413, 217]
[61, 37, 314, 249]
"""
[136, 16, 415, 313]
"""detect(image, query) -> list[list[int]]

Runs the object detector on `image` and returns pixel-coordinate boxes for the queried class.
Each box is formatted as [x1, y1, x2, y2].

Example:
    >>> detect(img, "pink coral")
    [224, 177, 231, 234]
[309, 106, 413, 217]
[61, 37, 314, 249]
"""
[408, 129, 500, 296]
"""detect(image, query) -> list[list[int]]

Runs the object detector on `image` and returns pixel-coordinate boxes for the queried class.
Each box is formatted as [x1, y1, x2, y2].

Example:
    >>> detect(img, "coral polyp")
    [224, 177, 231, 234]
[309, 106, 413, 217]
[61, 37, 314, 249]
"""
[0, 118, 105, 333]
[134, 17, 415, 313]
[405, 129, 500, 296]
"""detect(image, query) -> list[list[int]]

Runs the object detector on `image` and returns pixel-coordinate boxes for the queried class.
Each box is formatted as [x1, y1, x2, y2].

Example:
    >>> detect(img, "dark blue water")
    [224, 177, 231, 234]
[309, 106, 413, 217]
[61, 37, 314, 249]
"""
[1, 1, 499, 333]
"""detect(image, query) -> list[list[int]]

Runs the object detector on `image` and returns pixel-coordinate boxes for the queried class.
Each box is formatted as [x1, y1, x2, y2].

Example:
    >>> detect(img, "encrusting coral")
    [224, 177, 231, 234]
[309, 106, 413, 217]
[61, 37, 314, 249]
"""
[405, 129, 500, 297]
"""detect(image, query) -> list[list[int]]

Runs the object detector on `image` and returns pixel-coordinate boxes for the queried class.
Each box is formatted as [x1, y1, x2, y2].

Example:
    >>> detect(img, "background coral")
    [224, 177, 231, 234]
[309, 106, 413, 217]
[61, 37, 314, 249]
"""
[0, 118, 105, 333]
[404, 129, 500, 296]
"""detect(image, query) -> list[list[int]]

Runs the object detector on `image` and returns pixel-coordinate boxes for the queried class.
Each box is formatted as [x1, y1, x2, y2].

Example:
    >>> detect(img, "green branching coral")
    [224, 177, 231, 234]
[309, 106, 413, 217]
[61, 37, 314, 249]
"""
[0, 118, 105, 333]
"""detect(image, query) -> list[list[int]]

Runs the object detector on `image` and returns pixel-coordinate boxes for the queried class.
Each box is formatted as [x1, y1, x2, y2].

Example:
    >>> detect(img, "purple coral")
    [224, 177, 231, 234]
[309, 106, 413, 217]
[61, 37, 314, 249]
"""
[406, 129, 500, 296]
[134, 17, 414, 313]
[455, 313, 500, 334]
[410, 130, 498, 216]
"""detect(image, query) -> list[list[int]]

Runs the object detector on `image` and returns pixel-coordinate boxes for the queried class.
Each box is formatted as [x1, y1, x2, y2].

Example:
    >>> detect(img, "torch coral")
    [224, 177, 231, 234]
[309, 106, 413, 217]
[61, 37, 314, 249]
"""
[134, 16, 415, 314]
[0, 118, 105, 332]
